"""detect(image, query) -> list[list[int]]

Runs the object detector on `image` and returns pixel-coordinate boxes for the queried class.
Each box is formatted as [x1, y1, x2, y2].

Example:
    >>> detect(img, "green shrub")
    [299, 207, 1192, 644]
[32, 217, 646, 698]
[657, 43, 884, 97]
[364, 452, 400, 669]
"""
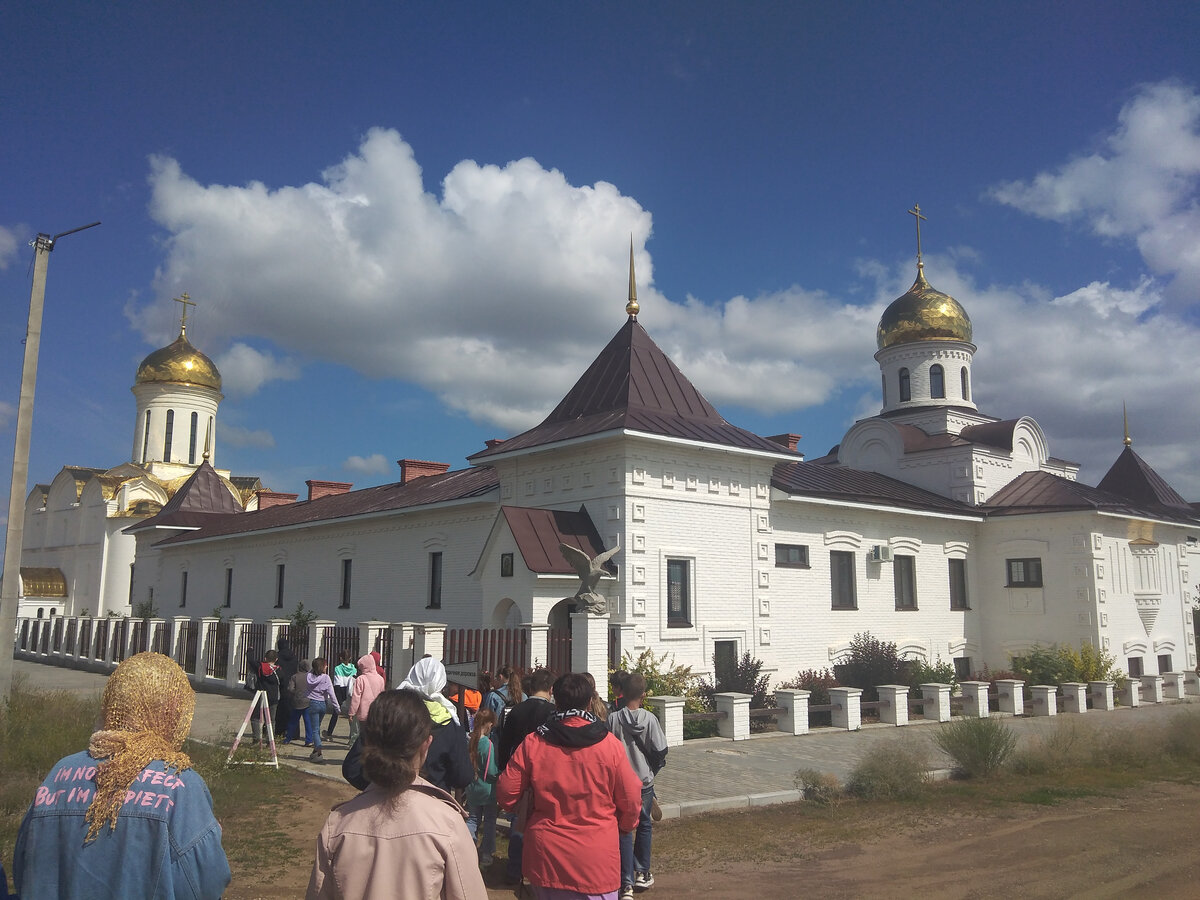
[834, 633, 910, 702]
[698, 651, 774, 730]
[846, 738, 930, 800]
[933, 717, 1016, 777]
[1010, 642, 1123, 686]
[616, 649, 717, 739]
[1010, 719, 1088, 775]
[794, 767, 842, 806]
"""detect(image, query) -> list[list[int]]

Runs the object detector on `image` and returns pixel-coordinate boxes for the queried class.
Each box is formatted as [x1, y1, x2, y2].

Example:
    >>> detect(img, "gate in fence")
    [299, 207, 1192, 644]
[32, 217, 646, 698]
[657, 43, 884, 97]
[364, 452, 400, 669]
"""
[547, 627, 571, 675]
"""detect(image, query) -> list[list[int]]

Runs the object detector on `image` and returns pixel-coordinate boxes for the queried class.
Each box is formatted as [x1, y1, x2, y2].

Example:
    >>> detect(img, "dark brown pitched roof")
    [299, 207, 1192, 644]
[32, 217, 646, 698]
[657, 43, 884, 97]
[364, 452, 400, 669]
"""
[985, 468, 1197, 524]
[771, 461, 978, 516]
[1096, 446, 1192, 514]
[501, 506, 616, 575]
[151, 465, 499, 545]
[125, 462, 244, 533]
[469, 318, 797, 461]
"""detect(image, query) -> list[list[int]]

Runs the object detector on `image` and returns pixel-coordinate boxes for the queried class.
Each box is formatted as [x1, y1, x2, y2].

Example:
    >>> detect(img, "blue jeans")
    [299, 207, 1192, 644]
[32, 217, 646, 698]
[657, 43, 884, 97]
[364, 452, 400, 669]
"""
[620, 785, 655, 887]
[506, 820, 523, 881]
[304, 700, 326, 750]
[467, 802, 498, 861]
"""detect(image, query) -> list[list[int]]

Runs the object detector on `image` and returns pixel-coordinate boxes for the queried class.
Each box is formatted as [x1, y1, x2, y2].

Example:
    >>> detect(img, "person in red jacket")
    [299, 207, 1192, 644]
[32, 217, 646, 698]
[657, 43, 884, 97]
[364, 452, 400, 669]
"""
[497, 672, 642, 898]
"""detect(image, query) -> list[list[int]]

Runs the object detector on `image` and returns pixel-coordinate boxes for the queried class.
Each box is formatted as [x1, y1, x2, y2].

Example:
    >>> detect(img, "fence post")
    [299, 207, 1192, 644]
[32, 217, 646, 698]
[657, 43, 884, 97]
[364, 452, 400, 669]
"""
[1183, 671, 1200, 696]
[228, 617, 252, 689]
[995, 678, 1025, 715]
[1089, 680, 1115, 711]
[610, 622, 636, 668]
[1162, 672, 1184, 700]
[358, 621, 383, 665]
[197, 616, 220, 684]
[268, 619, 288, 656]
[1140, 674, 1164, 703]
[1030, 685, 1057, 716]
[877, 684, 910, 726]
[172, 615, 191, 667]
[829, 687, 862, 731]
[1061, 682, 1087, 714]
[774, 689, 810, 735]
[647, 695, 685, 747]
[389, 622, 416, 686]
[570, 611, 609, 679]
[523, 622, 549, 670]
[959, 681, 990, 718]
[921, 683, 952, 722]
[147, 618, 167, 655]
[415, 622, 446, 662]
[308, 619, 336, 662]
[1119, 678, 1141, 707]
[714, 692, 751, 741]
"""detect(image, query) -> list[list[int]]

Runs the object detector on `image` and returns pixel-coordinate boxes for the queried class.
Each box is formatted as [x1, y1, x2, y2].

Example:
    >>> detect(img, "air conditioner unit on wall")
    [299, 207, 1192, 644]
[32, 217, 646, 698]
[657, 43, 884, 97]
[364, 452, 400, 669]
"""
[869, 545, 893, 563]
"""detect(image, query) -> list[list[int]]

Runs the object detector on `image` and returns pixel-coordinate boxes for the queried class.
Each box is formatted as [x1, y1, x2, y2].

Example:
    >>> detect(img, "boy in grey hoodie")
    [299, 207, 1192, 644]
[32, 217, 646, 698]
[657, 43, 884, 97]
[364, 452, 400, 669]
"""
[606, 674, 667, 897]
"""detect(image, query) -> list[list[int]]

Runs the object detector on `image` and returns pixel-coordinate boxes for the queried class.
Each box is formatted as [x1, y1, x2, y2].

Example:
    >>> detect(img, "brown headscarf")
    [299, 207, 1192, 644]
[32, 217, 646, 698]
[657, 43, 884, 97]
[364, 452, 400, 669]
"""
[84, 652, 196, 841]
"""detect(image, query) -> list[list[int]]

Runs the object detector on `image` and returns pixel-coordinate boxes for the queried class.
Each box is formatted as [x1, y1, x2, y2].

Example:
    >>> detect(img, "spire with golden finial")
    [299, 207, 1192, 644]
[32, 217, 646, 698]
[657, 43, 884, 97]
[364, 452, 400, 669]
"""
[173, 292, 196, 336]
[1123, 402, 1132, 447]
[203, 420, 212, 461]
[626, 238, 640, 320]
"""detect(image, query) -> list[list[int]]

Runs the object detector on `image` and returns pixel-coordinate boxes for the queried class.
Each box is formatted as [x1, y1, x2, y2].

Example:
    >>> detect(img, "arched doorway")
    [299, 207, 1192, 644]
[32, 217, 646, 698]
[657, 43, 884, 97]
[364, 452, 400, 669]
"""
[546, 599, 576, 674]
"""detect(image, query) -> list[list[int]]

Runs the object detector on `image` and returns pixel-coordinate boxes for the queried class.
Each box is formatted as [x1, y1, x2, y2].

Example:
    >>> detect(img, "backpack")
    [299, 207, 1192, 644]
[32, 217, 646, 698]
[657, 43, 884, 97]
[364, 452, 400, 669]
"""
[488, 689, 515, 732]
[244, 659, 259, 692]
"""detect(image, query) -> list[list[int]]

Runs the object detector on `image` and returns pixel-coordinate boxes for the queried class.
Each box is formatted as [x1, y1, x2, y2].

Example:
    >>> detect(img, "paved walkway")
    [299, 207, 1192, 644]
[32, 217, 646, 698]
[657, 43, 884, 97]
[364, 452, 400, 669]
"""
[16, 660, 1200, 818]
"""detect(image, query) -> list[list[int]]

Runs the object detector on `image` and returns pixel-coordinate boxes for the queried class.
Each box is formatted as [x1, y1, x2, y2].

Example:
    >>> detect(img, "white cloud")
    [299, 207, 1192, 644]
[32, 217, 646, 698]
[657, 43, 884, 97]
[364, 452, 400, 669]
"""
[0, 400, 14, 429]
[220, 424, 275, 449]
[0, 226, 21, 270]
[343, 454, 391, 475]
[988, 80, 1200, 305]
[214, 343, 300, 396]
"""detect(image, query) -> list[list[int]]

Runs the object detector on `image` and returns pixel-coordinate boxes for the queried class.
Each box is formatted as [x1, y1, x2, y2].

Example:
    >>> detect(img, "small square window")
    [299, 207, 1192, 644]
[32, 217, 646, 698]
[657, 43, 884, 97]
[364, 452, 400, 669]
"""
[953, 657, 972, 681]
[500, 553, 514, 577]
[1006, 558, 1043, 588]
[775, 544, 810, 568]
[1158, 654, 1173, 674]
[1127, 656, 1144, 678]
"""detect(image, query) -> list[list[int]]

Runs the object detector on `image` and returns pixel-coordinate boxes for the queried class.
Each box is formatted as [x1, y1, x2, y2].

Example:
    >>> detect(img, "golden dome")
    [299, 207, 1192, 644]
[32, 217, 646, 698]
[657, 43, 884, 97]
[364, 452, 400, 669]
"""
[135, 331, 222, 391]
[876, 266, 973, 351]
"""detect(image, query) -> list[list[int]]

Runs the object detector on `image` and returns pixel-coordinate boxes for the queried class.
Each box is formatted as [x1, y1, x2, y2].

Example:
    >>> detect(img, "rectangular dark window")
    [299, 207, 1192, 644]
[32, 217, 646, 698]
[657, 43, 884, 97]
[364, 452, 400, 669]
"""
[340, 559, 352, 609]
[188, 411, 198, 465]
[830, 550, 857, 609]
[713, 639, 737, 680]
[500, 552, 514, 577]
[179, 571, 188, 608]
[275, 564, 285, 609]
[223, 568, 233, 608]
[949, 558, 969, 610]
[775, 544, 810, 568]
[1127, 656, 1144, 677]
[1005, 558, 1043, 587]
[894, 554, 917, 610]
[427, 552, 442, 609]
[1158, 654, 1173, 674]
[163, 409, 174, 462]
[953, 657, 972, 681]
[667, 558, 691, 626]
[129, 564, 136, 605]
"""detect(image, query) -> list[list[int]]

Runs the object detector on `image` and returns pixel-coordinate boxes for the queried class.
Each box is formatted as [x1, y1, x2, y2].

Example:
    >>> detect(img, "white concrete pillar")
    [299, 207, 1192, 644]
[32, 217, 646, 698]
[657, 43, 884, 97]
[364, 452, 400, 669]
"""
[121, 617, 137, 663]
[570, 612, 609, 680]
[921, 683, 952, 723]
[308, 619, 336, 662]
[829, 686, 862, 731]
[877, 684, 910, 726]
[228, 617, 253, 689]
[1061, 682, 1087, 714]
[648, 695, 685, 747]
[1162, 672, 1184, 700]
[775, 689, 810, 735]
[995, 679, 1025, 715]
[415, 622, 446, 662]
[610, 622, 636, 669]
[1030, 685, 1058, 716]
[1089, 680, 1116, 711]
[523, 622, 549, 671]
[1119, 678, 1141, 707]
[1183, 671, 1200, 696]
[147, 617, 168, 655]
[267, 619, 288, 656]
[389, 622, 417, 684]
[197, 616, 220, 683]
[960, 681, 990, 718]
[172, 616, 191, 668]
[715, 691, 751, 740]
[1140, 674, 1164, 703]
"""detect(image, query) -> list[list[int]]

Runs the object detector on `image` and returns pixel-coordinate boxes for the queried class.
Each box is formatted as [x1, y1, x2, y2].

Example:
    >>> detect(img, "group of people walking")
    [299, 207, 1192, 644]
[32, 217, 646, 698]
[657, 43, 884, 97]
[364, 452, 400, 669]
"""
[8, 652, 667, 900]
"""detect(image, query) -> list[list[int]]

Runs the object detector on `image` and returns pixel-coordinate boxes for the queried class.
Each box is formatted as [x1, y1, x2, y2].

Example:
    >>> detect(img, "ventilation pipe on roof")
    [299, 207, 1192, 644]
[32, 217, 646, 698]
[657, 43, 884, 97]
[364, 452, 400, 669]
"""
[306, 480, 353, 501]
[397, 459, 451, 484]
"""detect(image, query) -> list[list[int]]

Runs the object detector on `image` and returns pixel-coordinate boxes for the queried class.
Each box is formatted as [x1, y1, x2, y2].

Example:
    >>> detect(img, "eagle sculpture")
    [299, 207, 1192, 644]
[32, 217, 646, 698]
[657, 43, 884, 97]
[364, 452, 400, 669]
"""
[558, 541, 620, 615]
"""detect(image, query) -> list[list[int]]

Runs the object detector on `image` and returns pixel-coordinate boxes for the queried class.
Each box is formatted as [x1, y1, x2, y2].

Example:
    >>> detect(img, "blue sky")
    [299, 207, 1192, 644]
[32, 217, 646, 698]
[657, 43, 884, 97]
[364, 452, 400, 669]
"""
[3, 2, 1200, 522]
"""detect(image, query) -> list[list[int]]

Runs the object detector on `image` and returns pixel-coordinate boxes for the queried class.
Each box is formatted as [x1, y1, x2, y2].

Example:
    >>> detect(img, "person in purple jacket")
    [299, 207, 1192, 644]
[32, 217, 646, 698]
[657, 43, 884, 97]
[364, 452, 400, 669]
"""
[304, 656, 340, 762]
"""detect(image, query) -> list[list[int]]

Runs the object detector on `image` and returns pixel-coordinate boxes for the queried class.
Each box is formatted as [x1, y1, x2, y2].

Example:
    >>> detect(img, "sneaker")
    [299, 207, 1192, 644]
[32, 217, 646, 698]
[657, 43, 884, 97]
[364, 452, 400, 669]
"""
[308, 749, 323, 762]
[635, 871, 654, 890]
[620, 886, 635, 900]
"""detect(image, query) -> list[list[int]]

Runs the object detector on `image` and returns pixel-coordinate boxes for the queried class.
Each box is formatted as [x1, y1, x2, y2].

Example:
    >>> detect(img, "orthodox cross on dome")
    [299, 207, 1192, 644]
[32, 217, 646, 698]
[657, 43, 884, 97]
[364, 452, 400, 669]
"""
[908, 204, 927, 269]
[173, 292, 196, 336]
[626, 237, 640, 320]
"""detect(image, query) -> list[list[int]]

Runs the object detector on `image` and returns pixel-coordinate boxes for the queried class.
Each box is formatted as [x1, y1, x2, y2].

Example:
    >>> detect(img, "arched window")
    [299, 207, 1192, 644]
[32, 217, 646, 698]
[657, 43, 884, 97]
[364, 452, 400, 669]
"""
[188, 412, 198, 464]
[930, 364, 945, 399]
[961, 366, 970, 401]
[881, 373, 887, 406]
[163, 410, 174, 462]
[898, 368, 911, 402]
[141, 410, 151, 463]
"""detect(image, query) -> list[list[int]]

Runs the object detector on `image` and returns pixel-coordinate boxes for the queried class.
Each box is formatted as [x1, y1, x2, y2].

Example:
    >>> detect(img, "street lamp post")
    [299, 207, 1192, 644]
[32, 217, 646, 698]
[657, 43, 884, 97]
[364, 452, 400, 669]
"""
[0, 222, 99, 700]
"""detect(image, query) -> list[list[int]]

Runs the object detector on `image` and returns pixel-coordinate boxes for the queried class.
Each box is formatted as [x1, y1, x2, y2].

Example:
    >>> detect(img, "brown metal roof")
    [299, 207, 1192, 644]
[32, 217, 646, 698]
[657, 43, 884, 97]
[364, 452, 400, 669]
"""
[125, 461, 244, 533]
[984, 468, 1198, 524]
[470, 318, 798, 460]
[772, 461, 978, 516]
[1097, 446, 1192, 514]
[151, 465, 499, 545]
[501, 506, 615, 575]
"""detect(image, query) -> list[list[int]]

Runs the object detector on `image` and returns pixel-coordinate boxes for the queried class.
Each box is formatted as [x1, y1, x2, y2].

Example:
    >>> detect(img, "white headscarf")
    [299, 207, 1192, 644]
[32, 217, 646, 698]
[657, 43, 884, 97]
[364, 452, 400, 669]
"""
[398, 656, 459, 724]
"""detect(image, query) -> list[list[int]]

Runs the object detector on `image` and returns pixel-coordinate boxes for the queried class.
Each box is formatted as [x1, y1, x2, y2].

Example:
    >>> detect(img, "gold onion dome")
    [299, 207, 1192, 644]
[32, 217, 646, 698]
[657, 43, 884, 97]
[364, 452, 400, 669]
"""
[876, 266, 973, 351]
[135, 331, 222, 391]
